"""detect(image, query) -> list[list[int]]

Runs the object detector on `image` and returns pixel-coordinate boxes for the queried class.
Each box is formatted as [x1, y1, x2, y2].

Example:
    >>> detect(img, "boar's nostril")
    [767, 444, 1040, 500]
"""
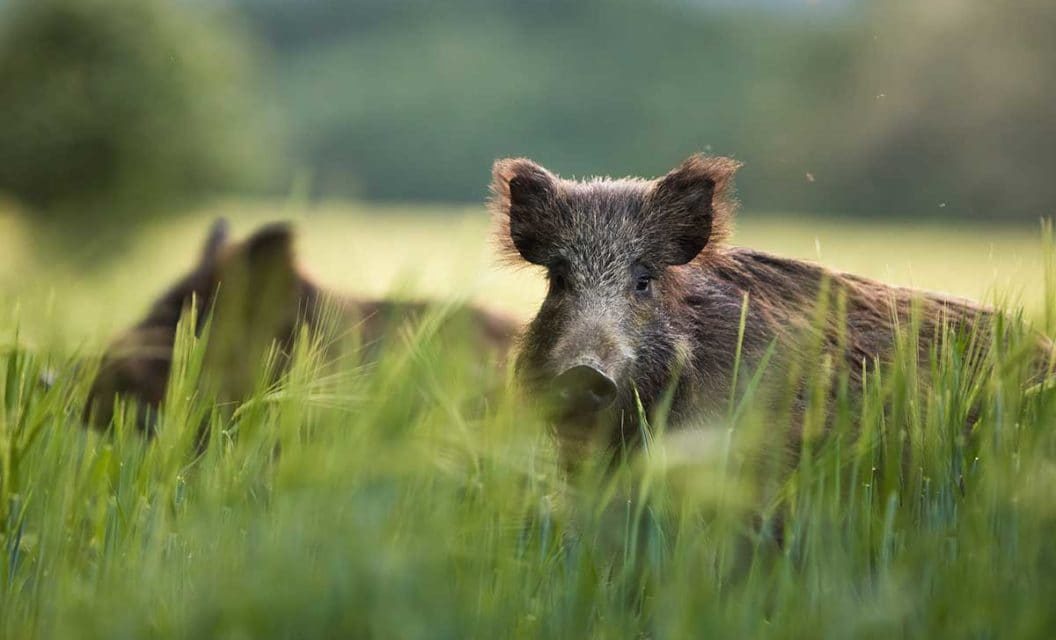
[554, 364, 618, 414]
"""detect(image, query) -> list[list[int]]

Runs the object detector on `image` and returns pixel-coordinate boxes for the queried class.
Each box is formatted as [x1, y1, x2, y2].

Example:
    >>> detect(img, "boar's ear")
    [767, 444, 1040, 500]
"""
[243, 223, 295, 275]
[201, 218, 230, 263]
[214, 223, 300, 318]
[241, 223, 301, 310]
[207, 223, 303, 399]
[646, 155, 742, 265]
[490, 158, 560, 265]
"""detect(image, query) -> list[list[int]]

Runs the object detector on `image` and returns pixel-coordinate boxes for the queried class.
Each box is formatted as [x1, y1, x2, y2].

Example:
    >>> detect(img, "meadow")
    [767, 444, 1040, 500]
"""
[1, 202, 1055, 638]
[1, 201, 1049, 346]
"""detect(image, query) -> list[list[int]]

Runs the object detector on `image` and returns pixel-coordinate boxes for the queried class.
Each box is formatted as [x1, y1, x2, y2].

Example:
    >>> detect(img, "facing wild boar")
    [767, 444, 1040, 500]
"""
[490, 155, 1049, 463]
[85, 219, 519, 431]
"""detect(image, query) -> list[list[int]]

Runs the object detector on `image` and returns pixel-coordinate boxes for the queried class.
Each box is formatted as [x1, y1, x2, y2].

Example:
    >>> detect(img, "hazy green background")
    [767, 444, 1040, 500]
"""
[231, 0, 1056, 219]
[2, 4, 1056, 638]
[1, 0, 1054, 231]
[0, 0, 1053, 345]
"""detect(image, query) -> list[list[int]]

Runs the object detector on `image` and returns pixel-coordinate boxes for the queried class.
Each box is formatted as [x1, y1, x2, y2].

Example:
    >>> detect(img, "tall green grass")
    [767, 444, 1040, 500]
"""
[1, 246, 1056, 639]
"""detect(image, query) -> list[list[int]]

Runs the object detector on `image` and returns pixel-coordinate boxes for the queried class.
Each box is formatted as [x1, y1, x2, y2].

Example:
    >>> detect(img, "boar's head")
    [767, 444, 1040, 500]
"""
[491, 154, 741, 455]
[85, 219, 311, 431]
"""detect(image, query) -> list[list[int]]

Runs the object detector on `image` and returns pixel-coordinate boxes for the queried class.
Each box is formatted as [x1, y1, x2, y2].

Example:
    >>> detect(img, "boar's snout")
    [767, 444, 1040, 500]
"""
[553, 363, 618, 416]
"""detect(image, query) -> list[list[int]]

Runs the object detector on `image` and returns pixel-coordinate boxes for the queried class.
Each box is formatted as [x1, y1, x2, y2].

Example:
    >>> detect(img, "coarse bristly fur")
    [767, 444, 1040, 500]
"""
[490, 154, 1053, 467]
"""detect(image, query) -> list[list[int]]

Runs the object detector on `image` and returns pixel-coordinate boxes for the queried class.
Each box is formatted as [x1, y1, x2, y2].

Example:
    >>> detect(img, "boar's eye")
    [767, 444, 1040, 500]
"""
[633, 264, 654, 296]
[548, 263, 570, 292]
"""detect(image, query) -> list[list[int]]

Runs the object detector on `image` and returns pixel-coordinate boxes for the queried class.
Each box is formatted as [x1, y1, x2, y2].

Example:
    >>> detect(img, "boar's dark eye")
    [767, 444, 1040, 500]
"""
[548, 266, 569, 292]
[632, 264, 654, 296]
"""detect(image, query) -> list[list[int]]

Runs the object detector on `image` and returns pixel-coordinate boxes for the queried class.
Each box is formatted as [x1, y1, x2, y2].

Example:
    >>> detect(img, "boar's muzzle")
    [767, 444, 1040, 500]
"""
[552, 363, 618, 417]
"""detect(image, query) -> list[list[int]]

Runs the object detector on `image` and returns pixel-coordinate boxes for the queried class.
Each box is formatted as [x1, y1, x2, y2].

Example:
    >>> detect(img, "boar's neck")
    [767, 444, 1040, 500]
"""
[135, 263, 219, 337]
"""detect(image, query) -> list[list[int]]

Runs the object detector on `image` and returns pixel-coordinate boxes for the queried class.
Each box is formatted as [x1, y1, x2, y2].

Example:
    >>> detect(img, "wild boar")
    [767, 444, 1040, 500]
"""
[490, 154, 1047, 465]
[85, 219, 519, 431]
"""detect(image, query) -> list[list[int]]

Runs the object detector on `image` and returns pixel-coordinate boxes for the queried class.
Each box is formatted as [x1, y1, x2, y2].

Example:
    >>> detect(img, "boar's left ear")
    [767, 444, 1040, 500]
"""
[201, 218, 230, 263]
[646, 155, 742, 265]
[490, 158, 560, 265]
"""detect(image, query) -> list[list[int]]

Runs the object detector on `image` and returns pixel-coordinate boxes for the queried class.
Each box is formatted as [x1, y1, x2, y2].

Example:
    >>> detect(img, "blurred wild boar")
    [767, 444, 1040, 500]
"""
[490, 154, 1051, 464]
[84, 219, 519, 430]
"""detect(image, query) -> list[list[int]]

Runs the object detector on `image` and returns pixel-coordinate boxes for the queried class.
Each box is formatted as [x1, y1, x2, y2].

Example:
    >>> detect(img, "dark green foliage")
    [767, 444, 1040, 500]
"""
[0, 0, 272, 224]
[255, 2, 833, 206]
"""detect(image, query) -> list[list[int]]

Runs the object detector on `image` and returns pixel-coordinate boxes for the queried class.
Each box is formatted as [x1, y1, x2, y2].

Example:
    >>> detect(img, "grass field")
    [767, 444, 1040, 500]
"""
[1, 202, 1055, 638]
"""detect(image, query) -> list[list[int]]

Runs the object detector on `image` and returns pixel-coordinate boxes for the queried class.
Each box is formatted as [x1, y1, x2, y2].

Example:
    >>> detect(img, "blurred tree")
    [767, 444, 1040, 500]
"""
[0, 0, 275, 228]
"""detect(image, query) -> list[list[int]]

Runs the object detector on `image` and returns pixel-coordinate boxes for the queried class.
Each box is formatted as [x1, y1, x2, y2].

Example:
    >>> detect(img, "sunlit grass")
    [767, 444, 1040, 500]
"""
[0, 200, 1047, 349]
[1, 274, 1054, 638]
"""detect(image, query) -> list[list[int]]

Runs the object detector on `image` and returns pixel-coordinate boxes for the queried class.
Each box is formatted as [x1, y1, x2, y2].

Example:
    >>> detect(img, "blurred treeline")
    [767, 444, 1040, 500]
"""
[0, 0, 273, 226]
[0, 0, 1053, 226]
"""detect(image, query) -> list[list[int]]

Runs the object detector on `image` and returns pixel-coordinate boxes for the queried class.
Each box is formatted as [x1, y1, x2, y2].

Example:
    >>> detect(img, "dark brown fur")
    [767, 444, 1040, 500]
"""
[85, 220, 519, 430]
[490, 155, 1050, 464]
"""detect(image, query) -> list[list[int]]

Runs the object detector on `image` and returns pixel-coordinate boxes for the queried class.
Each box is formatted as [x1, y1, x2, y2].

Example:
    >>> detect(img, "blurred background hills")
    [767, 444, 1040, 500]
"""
[0, 0, 1053, 231]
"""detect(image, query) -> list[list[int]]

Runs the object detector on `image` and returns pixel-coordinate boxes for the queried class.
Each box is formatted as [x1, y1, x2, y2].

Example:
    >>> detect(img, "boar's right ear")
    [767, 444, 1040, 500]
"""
[208, 223, 301, 395]
[214, 222, 299, 312]
[647, 155, 742, 265]
[240, 223, 299, 299]
[490, 158, 559, 265]
[244, 223, 295, 269]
